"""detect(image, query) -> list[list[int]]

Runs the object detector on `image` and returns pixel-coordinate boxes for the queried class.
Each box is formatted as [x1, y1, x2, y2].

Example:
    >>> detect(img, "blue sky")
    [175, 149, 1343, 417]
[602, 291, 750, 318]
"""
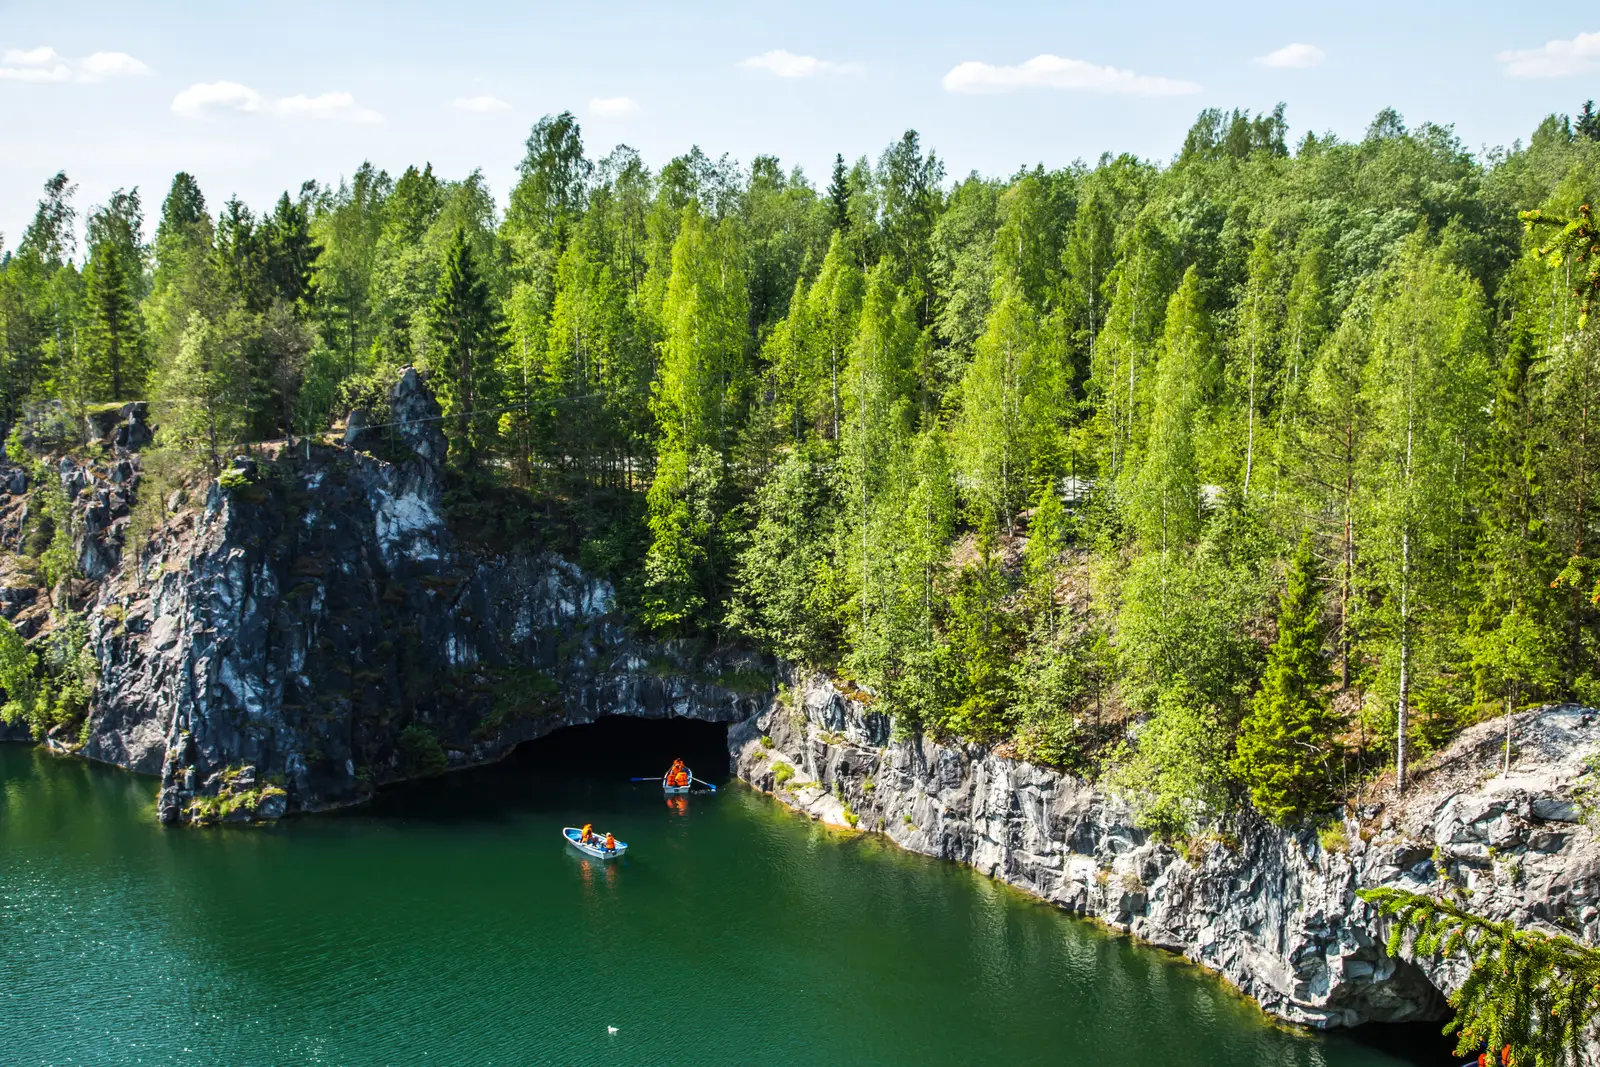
[2, 0, 1597, 249]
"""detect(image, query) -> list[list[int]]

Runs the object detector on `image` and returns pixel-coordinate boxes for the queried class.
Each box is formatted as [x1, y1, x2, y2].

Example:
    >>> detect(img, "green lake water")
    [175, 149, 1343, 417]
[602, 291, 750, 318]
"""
[1, 721, 1453, 1066]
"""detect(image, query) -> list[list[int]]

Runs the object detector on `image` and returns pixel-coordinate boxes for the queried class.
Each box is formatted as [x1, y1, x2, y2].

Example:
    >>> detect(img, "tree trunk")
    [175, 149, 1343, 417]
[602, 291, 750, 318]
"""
[1397, 535, 1410, 794]
[1243, 333, 1258, 499]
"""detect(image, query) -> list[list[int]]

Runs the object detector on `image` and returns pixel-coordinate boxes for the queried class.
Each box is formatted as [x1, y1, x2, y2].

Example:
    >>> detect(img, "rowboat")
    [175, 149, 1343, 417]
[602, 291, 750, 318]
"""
[663, 768, 692, 795]
[563, 827, 626, 858]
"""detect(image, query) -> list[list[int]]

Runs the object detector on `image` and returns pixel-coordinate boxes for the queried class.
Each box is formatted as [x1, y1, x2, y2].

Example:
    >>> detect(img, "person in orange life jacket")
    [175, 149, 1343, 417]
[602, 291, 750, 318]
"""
[580, 823, 594, 844]
[604, 832, 617, 852]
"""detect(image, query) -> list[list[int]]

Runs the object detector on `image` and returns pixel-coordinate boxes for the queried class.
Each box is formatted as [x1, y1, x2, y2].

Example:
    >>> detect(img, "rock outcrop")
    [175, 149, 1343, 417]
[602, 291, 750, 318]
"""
[732, 674, 1600, 1034]
[10, 369, 1598, 1042]
[74, 369, 771, 823]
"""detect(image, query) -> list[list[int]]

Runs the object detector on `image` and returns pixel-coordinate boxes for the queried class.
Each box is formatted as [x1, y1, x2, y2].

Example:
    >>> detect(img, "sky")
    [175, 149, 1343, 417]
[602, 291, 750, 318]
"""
[1, 0, 1598, 251]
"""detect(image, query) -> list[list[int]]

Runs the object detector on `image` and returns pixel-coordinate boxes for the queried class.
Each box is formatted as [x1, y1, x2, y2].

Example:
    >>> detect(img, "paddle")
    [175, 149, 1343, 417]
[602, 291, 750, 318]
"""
[689, 774, 717, 792]
[629, 777, 659, 782]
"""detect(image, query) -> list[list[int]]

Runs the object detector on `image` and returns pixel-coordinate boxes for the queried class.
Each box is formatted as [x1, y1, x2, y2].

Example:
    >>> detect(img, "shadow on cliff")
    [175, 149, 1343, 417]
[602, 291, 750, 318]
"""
[363, 715, 730, 823]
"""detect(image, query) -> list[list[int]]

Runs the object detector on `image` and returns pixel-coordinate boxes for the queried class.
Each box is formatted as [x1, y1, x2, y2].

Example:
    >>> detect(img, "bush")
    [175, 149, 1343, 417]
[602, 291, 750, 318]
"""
[772, 761, 794, 786]
[398, 724, 447, 777]
[1318, 822, 1351, 855]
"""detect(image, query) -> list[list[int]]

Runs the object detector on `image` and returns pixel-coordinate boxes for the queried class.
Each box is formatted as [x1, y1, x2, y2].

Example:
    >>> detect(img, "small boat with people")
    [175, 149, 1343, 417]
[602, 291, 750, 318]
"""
[628, 758, 717, 792]
[564, 824, 625, 859]
[663, 759, 692, 794]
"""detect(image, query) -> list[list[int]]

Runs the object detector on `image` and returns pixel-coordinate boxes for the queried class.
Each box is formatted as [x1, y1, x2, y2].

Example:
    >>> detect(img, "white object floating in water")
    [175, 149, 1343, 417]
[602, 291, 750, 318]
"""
[607, 1026, 619, 1035]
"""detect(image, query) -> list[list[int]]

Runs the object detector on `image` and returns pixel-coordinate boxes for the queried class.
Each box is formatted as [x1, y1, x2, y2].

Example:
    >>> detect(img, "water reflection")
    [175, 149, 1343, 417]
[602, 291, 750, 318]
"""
[2, 744, 1441, 1067]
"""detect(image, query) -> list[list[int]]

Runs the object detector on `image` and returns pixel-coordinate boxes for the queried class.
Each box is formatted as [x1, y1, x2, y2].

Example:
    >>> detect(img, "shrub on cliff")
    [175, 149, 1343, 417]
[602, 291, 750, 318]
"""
[398, 724, 447, 778]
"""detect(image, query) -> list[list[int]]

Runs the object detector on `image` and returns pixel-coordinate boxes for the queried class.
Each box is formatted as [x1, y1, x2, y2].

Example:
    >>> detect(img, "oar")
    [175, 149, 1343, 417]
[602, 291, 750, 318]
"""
[629, 777, 660, 782]
[689, 774, 717, 792]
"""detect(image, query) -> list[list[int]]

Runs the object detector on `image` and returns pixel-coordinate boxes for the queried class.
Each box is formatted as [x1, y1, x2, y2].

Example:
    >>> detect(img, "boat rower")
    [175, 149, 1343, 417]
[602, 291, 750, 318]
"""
[580, 823, 594, 844]
[603, 832, 617, 853]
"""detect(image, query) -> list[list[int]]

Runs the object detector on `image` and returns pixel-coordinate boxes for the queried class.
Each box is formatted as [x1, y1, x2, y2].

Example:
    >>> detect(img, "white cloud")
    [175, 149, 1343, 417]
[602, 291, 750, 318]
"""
[942, 54, 1200, 96]
[738, 49, 859, 78]
[1, 45, 147, 83]
[274, 91, 383, 123]
[172, 82, 381, 123]
[588, 95, 640, 117]
[3, 46, 65, 66]
[1253, 43, 1325, 69]
[1497, 31, 1600, 78]
[453, 94, 510, 112]
[171, 80, 262, 120]
[77, 51, 150, 80]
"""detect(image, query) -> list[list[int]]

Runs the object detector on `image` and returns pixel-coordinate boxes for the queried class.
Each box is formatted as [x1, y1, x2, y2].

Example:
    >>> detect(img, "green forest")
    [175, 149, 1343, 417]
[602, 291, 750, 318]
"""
[5, 101, 1600, 837]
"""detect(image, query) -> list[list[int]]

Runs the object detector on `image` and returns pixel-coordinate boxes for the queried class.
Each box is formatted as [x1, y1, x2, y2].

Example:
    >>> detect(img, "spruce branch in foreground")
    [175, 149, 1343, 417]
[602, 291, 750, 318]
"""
[1358, 886, 1600, 1066]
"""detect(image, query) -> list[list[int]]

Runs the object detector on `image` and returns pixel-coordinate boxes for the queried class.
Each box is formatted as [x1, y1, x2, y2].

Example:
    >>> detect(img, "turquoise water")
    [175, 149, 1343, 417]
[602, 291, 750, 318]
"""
[1, 727, 1442, 1066]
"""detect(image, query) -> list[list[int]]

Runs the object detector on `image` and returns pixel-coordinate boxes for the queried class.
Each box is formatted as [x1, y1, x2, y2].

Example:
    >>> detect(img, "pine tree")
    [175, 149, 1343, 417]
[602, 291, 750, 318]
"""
[264, 186, 319, 309]
[1576, 100, 1599, 142]
[1232, 537, 1339, 824]
[827, 153, 850, 233]
[1361, 887, 1600, 1067]
[82, 189, 145, 400]
[427, 227, 504, 470]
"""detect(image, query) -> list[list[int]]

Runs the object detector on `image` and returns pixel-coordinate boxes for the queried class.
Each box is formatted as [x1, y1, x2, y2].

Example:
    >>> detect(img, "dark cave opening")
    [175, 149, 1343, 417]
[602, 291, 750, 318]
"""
[365, 714, 732, 821]
[1343, 1018, 1463, 1066]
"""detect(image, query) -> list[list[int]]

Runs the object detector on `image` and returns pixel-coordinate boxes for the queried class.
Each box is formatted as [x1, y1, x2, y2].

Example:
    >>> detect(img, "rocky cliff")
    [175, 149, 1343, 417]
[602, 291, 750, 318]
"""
[61, 370, 770, 823]
[732, 674, 1600, 1036]
[11, 372, 1598, 1043]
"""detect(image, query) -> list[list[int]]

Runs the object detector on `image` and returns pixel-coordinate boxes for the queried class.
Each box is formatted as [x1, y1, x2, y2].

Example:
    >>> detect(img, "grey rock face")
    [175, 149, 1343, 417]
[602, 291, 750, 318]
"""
[78, 370, 772, 825]
[733, 675, 1600, 1035]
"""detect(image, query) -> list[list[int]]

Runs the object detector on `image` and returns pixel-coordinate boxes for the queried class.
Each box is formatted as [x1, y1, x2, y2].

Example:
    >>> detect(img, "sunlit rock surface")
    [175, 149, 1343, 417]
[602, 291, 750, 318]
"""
[734, 675, 1599, 1034]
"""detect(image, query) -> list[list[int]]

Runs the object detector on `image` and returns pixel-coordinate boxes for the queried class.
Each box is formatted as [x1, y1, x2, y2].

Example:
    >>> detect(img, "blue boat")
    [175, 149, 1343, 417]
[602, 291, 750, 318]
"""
[563, 826, 627, 858]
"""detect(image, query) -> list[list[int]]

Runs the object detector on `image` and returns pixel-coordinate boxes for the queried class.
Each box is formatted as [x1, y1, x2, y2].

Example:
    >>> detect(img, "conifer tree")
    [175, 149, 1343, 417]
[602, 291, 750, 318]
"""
[827, 153, 850, 233]
[82, 189, 145, 400]
[1361, 887, 1600, 1067]
[427, 227, 504, 470]
[1232, 537, 1339, 824]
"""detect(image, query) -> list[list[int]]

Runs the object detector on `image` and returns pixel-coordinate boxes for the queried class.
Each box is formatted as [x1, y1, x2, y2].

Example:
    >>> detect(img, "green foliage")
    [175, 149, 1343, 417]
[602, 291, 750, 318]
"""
[32, 462, 78, 596]
[1521, 204, 1600, 328]
[1130, 267, 1208, 552]
[428, 227, 505, 470]
[398, 724, 448, 778]
[726, 443, 841, 664]
[1361, 887, 1600, 1066]
[1232, 538, 1341, 824]
[4, 103, 1600, 813]
[0, 614, 95, 740]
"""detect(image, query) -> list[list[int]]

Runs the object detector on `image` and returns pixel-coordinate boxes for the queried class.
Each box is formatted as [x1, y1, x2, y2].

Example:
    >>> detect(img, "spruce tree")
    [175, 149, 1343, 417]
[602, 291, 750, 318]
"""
[1361, 887, 1600, 1067]
[82, 189, 145, 400]
[1232, 536, 1339, 824]
[427, 227, 504, 470]
[828, 153, 850, 233]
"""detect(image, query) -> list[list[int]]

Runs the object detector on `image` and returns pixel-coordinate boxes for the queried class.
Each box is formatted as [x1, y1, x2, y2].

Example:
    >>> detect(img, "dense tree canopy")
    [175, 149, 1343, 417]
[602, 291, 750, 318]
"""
[5, 101, 1600, 838]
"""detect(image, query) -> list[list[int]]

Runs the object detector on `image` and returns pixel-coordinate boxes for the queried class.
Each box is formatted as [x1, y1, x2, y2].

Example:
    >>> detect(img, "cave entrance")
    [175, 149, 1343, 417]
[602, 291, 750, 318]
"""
[366, 715, 731, 821]
[502, 715, 731, 781]
[1341, 1018, 1460, 1066]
